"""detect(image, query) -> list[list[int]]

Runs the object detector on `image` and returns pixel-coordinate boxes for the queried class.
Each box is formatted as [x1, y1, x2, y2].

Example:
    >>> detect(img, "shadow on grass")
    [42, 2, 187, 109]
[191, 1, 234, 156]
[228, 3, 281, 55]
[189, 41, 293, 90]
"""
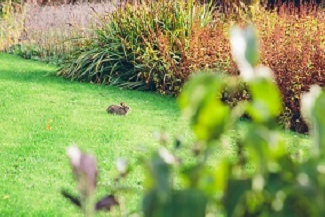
[0, 53, 179, 113]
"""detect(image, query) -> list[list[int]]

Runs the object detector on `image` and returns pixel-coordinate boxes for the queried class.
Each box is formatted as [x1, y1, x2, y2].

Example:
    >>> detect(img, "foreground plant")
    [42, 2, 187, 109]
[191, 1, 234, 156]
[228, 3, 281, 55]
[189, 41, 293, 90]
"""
[63, 146, 119, 216]
[140, 25, 325, 216]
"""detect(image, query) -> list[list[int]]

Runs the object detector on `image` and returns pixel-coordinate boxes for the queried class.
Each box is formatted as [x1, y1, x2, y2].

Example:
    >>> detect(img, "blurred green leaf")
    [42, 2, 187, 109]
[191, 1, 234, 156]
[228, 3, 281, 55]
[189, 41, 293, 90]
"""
[244, 26, 259, 66]
[181, 164, 204, 188]
[224, 179, 251, 217]
[144, 152, 171, 202]
[208, 159, 229, 194]
[178, 73, 222, 117]
[282, 192, 317, 217]
[193, 100, 230, 141]
[264, 173, 287, 195]
[143, 189, 207, 217]
[179, 73, 230, 141]
[313, 91, 325, 155]
[247, 79, 282, 123]
[180, 160, 228, 197]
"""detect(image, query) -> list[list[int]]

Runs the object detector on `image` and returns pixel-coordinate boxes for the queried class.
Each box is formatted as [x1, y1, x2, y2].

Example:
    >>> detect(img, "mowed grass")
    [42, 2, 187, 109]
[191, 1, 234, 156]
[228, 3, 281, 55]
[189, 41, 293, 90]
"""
[0, 53, 312, 216]
[0, 53, 193, 216]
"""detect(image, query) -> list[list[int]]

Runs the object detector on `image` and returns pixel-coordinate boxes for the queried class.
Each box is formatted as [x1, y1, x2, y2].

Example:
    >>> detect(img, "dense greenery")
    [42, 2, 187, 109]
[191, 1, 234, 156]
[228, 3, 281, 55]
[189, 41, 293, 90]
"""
[60, 27, 325, 216]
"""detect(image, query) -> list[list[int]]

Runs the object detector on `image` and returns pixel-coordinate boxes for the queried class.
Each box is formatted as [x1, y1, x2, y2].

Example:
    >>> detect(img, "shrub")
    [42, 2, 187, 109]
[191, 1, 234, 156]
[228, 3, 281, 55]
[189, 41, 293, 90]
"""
[58, 0, 218, 93]
[229, 3, 325, 132]
[256, 4, 325, 132]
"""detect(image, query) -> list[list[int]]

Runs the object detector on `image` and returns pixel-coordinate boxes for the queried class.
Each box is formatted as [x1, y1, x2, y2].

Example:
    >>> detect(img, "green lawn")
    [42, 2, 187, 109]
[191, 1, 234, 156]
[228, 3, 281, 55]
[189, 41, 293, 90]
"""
[0, 53, 312, 216]
[0, 53, 193, 216]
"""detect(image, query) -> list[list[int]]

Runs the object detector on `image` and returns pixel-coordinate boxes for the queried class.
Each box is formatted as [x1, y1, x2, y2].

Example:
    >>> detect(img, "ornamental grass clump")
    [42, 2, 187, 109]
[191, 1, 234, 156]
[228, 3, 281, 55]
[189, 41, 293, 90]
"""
[230, 3, 325, 132]
[58, 0, 219, 93]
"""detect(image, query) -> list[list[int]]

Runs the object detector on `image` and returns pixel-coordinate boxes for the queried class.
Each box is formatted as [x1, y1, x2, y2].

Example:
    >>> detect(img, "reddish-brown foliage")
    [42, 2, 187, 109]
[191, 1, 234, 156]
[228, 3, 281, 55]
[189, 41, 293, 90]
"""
[156, 4, 325, 132]
[255, 4, 325, 132]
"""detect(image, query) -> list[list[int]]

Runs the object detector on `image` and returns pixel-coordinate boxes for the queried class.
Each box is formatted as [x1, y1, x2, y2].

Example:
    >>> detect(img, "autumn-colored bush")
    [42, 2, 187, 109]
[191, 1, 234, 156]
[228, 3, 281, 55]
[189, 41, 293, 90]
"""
[262, 6, 324, 132]
[185, 3, 325, 132]
[239, 3, 325, 132]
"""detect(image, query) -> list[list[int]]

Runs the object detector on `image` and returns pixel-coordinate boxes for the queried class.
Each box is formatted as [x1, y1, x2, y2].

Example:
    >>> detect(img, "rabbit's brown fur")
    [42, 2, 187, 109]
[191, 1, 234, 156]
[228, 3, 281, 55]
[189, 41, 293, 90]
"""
[107, 102, 130, 116]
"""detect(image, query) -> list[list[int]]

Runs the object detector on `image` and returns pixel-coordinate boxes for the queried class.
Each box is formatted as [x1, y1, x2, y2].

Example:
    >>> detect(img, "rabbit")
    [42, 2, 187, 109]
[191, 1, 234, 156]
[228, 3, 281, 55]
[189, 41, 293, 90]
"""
[106, 102, 131, 116]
